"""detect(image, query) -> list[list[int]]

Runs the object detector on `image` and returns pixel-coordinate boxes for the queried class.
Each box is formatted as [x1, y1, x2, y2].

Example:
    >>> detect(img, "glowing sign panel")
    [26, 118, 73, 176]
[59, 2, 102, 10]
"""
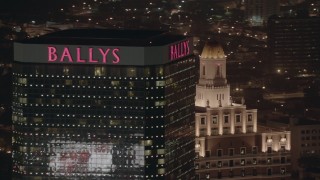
[48, 46, 120, 64]
[170, 40, 190, 61]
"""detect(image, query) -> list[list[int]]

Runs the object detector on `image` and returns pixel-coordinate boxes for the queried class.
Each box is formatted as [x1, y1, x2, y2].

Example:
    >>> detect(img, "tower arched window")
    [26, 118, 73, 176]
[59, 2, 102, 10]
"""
[202, 65, 205, 76]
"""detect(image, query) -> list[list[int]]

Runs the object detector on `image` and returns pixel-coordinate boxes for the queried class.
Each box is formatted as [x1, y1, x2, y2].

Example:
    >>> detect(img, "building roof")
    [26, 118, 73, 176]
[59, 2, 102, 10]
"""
[200, 40, 225, 59]
[18, 28, 188, 46]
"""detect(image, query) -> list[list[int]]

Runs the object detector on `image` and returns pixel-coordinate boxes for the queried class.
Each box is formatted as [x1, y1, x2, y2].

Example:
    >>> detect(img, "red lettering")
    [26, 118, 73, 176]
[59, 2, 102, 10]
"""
[60, 47, 73, 62]
[88, 48, 98, 63]
[173, 45, 177, 60]
[47, 46, 121, 64]
[178, 43, 181, 58]
[112, 48, 120, 64]
[170, 45, 175, 60]
[184, 41, 190, 55]
[76, 48, 86, 63]
[48, 46, 57, 62]
[98, 48, 110, 63]
[170, 40, 190, 61]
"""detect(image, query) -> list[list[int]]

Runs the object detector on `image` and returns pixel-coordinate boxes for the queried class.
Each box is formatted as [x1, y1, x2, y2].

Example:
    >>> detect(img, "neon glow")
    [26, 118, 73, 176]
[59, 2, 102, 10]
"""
[170, 40, 190, 61]
[48, 46, 120, 64]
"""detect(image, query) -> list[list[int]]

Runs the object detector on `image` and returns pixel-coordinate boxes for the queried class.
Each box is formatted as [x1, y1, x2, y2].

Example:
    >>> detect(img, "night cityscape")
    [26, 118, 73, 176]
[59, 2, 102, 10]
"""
[0, 0, 319, 179]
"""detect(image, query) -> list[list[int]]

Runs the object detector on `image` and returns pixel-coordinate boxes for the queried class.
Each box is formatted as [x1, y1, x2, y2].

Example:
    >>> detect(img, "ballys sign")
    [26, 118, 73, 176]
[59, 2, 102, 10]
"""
[170, 40, 190, 61]
[47, 46, 120, 64]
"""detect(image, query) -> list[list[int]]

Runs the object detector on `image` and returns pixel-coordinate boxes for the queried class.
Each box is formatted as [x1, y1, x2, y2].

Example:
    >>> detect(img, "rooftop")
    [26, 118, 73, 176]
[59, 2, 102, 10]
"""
[200, 40, 225, 59]
[18, 28, 188, 46]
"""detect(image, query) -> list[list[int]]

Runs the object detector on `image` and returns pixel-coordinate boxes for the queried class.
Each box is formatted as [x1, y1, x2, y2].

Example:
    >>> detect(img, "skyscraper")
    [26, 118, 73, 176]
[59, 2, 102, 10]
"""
[268, 15, 320, 76]
[12, 29, 197, 179]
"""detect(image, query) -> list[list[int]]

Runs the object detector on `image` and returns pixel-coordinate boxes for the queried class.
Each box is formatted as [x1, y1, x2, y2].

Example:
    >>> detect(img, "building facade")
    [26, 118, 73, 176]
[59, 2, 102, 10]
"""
[245, 0, 280, 26]
[12, 29, 197, 179]
[290, 118, 320, 179]
[268, 15, 320, 76]
[194, 41, 291, 179]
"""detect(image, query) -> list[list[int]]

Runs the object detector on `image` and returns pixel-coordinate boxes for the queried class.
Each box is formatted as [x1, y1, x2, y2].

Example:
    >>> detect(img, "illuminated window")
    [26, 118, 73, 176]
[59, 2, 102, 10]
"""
[144, 68, 150, 76]
[240, 147, 246, 155]
[18, 78, 27, 84]
[206, 173, 210, 179]
[145, 140, 152, 146]
[156, 81, 165, 86]
[165, 78, 173, 85]
[157, 149, 165, 155]
[128, 91, 135, 97]
[63, 66, 69, 75]
[127, 67, 136, 77]
[206, 162, 210, 169]
[128, 81, 134, 87]
[158, 158, 165, 165]
[247, 114, 253, 122]
[145, 150, 152, 156]
[217, 161, 222, 168]
[94, 67, 106, 76]
[111, 81, 120, 86]
[240, 159, 245, 166]
[200, 117, 206, 125]
[155, 100, 166, 106]
[235, 114, 241, 123]
[32, 117, 43, 123]
[212, 116, 218, 124]
[65, 79, 72, 85]
[252, 158, 257, 165]
[18, 97, 27, 103]
[156, 67, 163, 76]
[110, 120, 120, 125]
[211, 128, 218, 135]
[158, 168, 165, 175]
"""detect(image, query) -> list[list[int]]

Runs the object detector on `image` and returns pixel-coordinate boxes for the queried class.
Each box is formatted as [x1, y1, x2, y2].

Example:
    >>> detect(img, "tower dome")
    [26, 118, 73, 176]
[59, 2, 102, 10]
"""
[200, 41, 225, 59]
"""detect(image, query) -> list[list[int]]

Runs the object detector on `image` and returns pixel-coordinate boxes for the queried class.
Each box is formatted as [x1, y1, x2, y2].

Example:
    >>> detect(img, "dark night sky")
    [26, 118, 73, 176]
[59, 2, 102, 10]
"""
[0, 0, 76, 21]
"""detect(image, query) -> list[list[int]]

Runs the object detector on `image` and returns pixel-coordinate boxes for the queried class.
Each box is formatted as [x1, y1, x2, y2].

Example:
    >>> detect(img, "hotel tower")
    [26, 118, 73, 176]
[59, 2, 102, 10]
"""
[12, 29, 197, 179]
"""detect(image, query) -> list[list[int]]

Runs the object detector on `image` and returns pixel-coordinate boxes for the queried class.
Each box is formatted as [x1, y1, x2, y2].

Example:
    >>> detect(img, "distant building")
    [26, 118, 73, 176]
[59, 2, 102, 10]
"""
[195, 41, 291, 179]
[245, 0, 280, 26]
[12, 29, 196, 179]
[290, 118, 320, 179]
[268, 15, 320, 76]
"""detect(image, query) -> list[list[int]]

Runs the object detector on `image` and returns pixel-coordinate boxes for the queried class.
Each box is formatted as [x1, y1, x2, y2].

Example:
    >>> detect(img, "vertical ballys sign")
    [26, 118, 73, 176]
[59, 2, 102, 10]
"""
[169, 40, 190, 61]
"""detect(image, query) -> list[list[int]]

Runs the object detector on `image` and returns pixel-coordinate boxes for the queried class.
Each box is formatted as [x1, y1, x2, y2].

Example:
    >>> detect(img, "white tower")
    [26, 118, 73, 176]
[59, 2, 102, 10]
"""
[195, 41, 231, 108]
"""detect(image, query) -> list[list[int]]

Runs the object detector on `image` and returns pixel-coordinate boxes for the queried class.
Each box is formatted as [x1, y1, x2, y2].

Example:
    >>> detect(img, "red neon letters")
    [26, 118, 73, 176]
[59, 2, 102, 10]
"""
[170, 40, 190, 61]
[48, 46, 120, 64]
